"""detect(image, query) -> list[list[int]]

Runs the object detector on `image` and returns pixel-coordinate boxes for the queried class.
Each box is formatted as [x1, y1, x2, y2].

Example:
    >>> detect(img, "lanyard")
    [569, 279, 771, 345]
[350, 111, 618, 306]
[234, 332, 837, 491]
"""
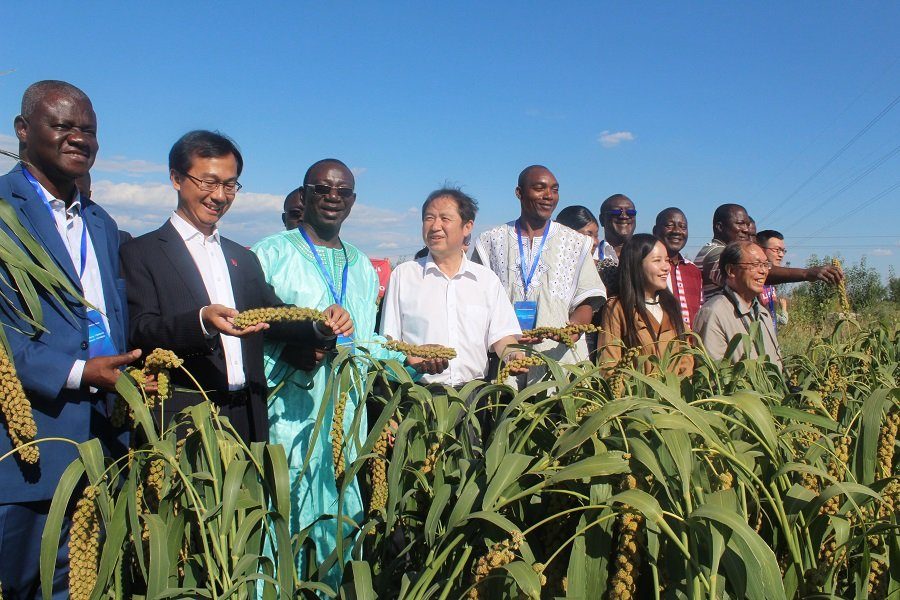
[515, 219, 549, 297]
[22, 167, 87, 278]
[297, 225, 348, 306]
[764, 286, 778, 334]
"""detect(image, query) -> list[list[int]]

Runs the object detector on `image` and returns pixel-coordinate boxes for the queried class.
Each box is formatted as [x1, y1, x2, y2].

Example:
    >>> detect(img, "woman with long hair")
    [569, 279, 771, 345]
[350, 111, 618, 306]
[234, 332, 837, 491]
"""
[598, 233, 693, 375]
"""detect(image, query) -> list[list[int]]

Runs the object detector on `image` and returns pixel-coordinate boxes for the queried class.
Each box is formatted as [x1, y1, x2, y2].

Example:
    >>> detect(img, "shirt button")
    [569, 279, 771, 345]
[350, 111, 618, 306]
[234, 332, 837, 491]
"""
[81, 341, 89, 350]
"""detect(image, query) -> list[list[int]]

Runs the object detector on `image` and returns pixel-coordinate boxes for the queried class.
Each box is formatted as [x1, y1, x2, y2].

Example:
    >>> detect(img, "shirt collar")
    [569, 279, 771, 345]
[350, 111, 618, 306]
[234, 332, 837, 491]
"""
[725, 285, 762, 317]
[170, 211, 220, 244]
[36, 180, 81, 218]
[423, 251, 475, 280]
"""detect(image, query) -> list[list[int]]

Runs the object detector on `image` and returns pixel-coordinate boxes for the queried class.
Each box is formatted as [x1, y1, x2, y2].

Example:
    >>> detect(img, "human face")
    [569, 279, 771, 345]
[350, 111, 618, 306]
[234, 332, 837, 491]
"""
[282, 190, 303, 230]
[15, 91, 98, 195]
[422, 196, 473, 259]
[653, 210, 688, 256]
[601, 196, 636, 244]
[642, 241, 671, 295]
[302, 163, 356, 233]
[578, 221, 600, 256]
[516, 168, 559, 224]
[716, 207, 751, 243]
[172, 153, 239, 236]
[727, 244, 770, 301]
[761, 237, 786, 267]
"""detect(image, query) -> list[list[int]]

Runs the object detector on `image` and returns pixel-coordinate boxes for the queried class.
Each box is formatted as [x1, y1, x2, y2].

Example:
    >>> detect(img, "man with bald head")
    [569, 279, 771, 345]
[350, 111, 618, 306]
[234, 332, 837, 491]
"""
[251, 158, 442, 586]
[694, 242, 783, 367]
[0, 80, 140, 597]
[473, 165, 605, 369]
[281, 186, 303, 229]
[652, 207, 703, 328]
[695, 203, 843, 298]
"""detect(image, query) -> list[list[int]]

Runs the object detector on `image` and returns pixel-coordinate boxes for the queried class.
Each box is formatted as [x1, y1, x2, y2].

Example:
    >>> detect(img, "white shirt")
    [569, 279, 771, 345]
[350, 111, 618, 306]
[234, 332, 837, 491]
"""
[32, 182, 111, 390]
[380, 252, 522, 385]
[593, 239, 619, 264]
[170, 212, 246, 389]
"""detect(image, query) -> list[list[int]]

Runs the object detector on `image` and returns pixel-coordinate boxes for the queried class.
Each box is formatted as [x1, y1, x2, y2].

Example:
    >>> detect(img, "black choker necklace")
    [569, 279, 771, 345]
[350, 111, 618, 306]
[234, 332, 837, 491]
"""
[645, 298, 660, 305]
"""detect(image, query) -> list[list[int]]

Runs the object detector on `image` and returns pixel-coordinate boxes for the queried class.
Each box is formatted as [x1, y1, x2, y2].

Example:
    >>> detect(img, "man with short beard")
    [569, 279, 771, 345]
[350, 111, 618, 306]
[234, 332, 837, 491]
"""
[652, 207, 702, 328]
[473, 165, 605, 368]
[694, 242, 783, 367]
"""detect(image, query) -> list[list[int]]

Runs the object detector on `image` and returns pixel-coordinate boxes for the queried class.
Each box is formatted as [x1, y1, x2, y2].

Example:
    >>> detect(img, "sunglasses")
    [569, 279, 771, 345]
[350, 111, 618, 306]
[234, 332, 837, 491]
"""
[606, 208, 637, 218]
[305, 183, 355, 199]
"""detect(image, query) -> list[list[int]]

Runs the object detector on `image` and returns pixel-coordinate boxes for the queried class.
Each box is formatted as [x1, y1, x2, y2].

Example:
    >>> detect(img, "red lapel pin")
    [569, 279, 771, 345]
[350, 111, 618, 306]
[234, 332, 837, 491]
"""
[231, 258, 238, 267]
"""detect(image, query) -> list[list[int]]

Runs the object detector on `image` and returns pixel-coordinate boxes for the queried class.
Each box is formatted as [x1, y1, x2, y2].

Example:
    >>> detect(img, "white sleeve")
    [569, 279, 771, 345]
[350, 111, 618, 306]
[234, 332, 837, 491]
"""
[486, 276, 522, 347]
[379, 269, 403, 340]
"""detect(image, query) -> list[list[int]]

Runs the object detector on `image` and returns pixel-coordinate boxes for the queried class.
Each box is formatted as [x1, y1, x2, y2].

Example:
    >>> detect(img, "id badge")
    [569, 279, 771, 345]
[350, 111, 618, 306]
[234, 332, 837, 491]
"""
[513, 300, 538, 331]
[337, 334, 353, 347]
[86, 308, 117, 358]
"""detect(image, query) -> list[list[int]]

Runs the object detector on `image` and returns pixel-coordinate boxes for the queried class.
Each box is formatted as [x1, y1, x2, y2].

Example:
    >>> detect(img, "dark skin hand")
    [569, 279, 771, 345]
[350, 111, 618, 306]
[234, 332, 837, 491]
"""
[82, 349, 142, 391]
[766, 264, 843, 286]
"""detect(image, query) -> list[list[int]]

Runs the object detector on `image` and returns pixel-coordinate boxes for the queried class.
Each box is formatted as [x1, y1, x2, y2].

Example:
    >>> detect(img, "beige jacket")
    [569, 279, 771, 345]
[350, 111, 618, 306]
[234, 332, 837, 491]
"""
[694, 286, 783, 368]
[598, 298, 694, 376]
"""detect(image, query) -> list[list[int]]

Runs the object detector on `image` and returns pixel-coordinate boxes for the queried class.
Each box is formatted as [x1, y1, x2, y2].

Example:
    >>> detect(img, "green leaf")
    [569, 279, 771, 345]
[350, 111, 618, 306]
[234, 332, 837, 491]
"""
[502, 560, 541, 599]
[482, 453, 532, 510]
[688, 505, 786, 600]
[41, 459, 85, 600]
[546, 452, 631, 484]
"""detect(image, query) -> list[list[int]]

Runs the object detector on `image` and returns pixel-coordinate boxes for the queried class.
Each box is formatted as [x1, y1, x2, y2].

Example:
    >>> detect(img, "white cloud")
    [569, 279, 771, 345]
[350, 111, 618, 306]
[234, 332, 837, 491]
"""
[93, 156, 167, 176]
[91, 179, 423, 257]
[598, 130, 635, 148]
[351, 167, 368, 177]
[871, 248, 893, 256]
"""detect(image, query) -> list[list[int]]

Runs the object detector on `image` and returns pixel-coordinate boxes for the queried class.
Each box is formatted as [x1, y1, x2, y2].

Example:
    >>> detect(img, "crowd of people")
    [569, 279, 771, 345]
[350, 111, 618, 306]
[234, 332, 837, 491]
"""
[0, 80, 845, 596]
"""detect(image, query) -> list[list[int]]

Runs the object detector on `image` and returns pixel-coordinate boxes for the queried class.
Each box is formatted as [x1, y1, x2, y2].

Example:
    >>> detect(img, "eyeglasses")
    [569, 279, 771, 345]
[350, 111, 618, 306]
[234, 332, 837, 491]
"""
[606, 208, 637, 218]
[181, 172, 242, 195]
[735, 261, 772, 272]
[766, 247, 787, 255]
[305, 183, 355, 199]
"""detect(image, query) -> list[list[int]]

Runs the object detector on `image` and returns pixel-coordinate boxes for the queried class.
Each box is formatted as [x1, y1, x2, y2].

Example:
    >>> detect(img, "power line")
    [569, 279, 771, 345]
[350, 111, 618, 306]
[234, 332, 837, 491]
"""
[778, 141, 900, 232]
[749, 57, 899, 206]
[804, 179, 900, 237]
[759, 89, 900, 222]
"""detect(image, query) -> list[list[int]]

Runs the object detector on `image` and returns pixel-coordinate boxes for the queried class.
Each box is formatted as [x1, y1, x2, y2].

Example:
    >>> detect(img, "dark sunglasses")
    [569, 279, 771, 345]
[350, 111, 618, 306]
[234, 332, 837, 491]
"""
[305, 183, 355, 198]
[606, 208, 637, 218]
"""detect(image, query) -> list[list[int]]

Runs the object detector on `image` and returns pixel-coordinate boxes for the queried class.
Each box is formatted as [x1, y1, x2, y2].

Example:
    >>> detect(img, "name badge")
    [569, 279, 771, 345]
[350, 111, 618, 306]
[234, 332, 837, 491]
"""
[86, 308, 117, 358]
[337, 335, 353, 346]
[513, 300, 538, 331]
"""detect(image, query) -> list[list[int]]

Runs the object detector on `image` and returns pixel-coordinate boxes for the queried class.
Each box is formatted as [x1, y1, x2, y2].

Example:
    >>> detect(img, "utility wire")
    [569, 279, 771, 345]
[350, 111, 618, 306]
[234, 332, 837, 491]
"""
[759, 89, 900, 222]
[779, 141, 900, 232]
[804, 179, 900, 237]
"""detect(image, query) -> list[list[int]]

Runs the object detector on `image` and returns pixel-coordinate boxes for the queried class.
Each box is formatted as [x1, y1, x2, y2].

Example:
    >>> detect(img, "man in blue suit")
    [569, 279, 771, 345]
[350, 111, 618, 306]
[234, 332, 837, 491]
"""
[0, 80, 141, 598]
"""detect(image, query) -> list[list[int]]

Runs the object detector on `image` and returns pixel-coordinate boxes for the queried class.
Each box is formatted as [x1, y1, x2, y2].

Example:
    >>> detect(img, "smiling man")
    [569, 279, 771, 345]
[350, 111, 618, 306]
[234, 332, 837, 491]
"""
[473, 165, 605, 368]
[595, 194, 637, 296]
[0, 80, 142, 598]
[381, 187, 522, 385]
[121, 131, 348, 444]
[652, 207, 703, 328]
[694, 242, 783, 368]
[251, 158, 442, 586]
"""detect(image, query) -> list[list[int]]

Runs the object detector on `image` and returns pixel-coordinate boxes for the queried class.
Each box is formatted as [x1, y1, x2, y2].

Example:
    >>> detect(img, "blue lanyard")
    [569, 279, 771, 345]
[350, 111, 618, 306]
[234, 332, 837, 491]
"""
[297, 226, 348, 306]
[598, 241, 605, 261]
[515, 219, 549, 297]
[22, 167, 87, 278]
[765, 286, 778, 333]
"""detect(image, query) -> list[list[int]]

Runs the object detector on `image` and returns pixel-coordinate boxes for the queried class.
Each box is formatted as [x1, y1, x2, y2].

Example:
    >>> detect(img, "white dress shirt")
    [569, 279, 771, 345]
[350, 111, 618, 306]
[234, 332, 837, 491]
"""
[32, 182, 111, 390]
[380, 252, 521, 385]
[170, 212, 246, 390]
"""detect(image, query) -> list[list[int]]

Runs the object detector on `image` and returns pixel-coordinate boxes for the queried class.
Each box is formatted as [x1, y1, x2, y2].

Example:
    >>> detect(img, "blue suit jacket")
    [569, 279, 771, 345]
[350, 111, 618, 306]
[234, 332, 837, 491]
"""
[0, 165, 128, 503]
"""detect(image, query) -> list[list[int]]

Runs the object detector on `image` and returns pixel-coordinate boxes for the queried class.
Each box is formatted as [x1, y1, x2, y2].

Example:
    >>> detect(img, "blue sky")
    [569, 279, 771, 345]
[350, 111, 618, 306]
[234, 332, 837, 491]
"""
[1, 2, 898, 276]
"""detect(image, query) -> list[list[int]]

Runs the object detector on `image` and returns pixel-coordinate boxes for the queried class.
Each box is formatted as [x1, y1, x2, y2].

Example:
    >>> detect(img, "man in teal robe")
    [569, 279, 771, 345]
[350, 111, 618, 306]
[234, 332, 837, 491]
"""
[252, 159, 441, 589]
